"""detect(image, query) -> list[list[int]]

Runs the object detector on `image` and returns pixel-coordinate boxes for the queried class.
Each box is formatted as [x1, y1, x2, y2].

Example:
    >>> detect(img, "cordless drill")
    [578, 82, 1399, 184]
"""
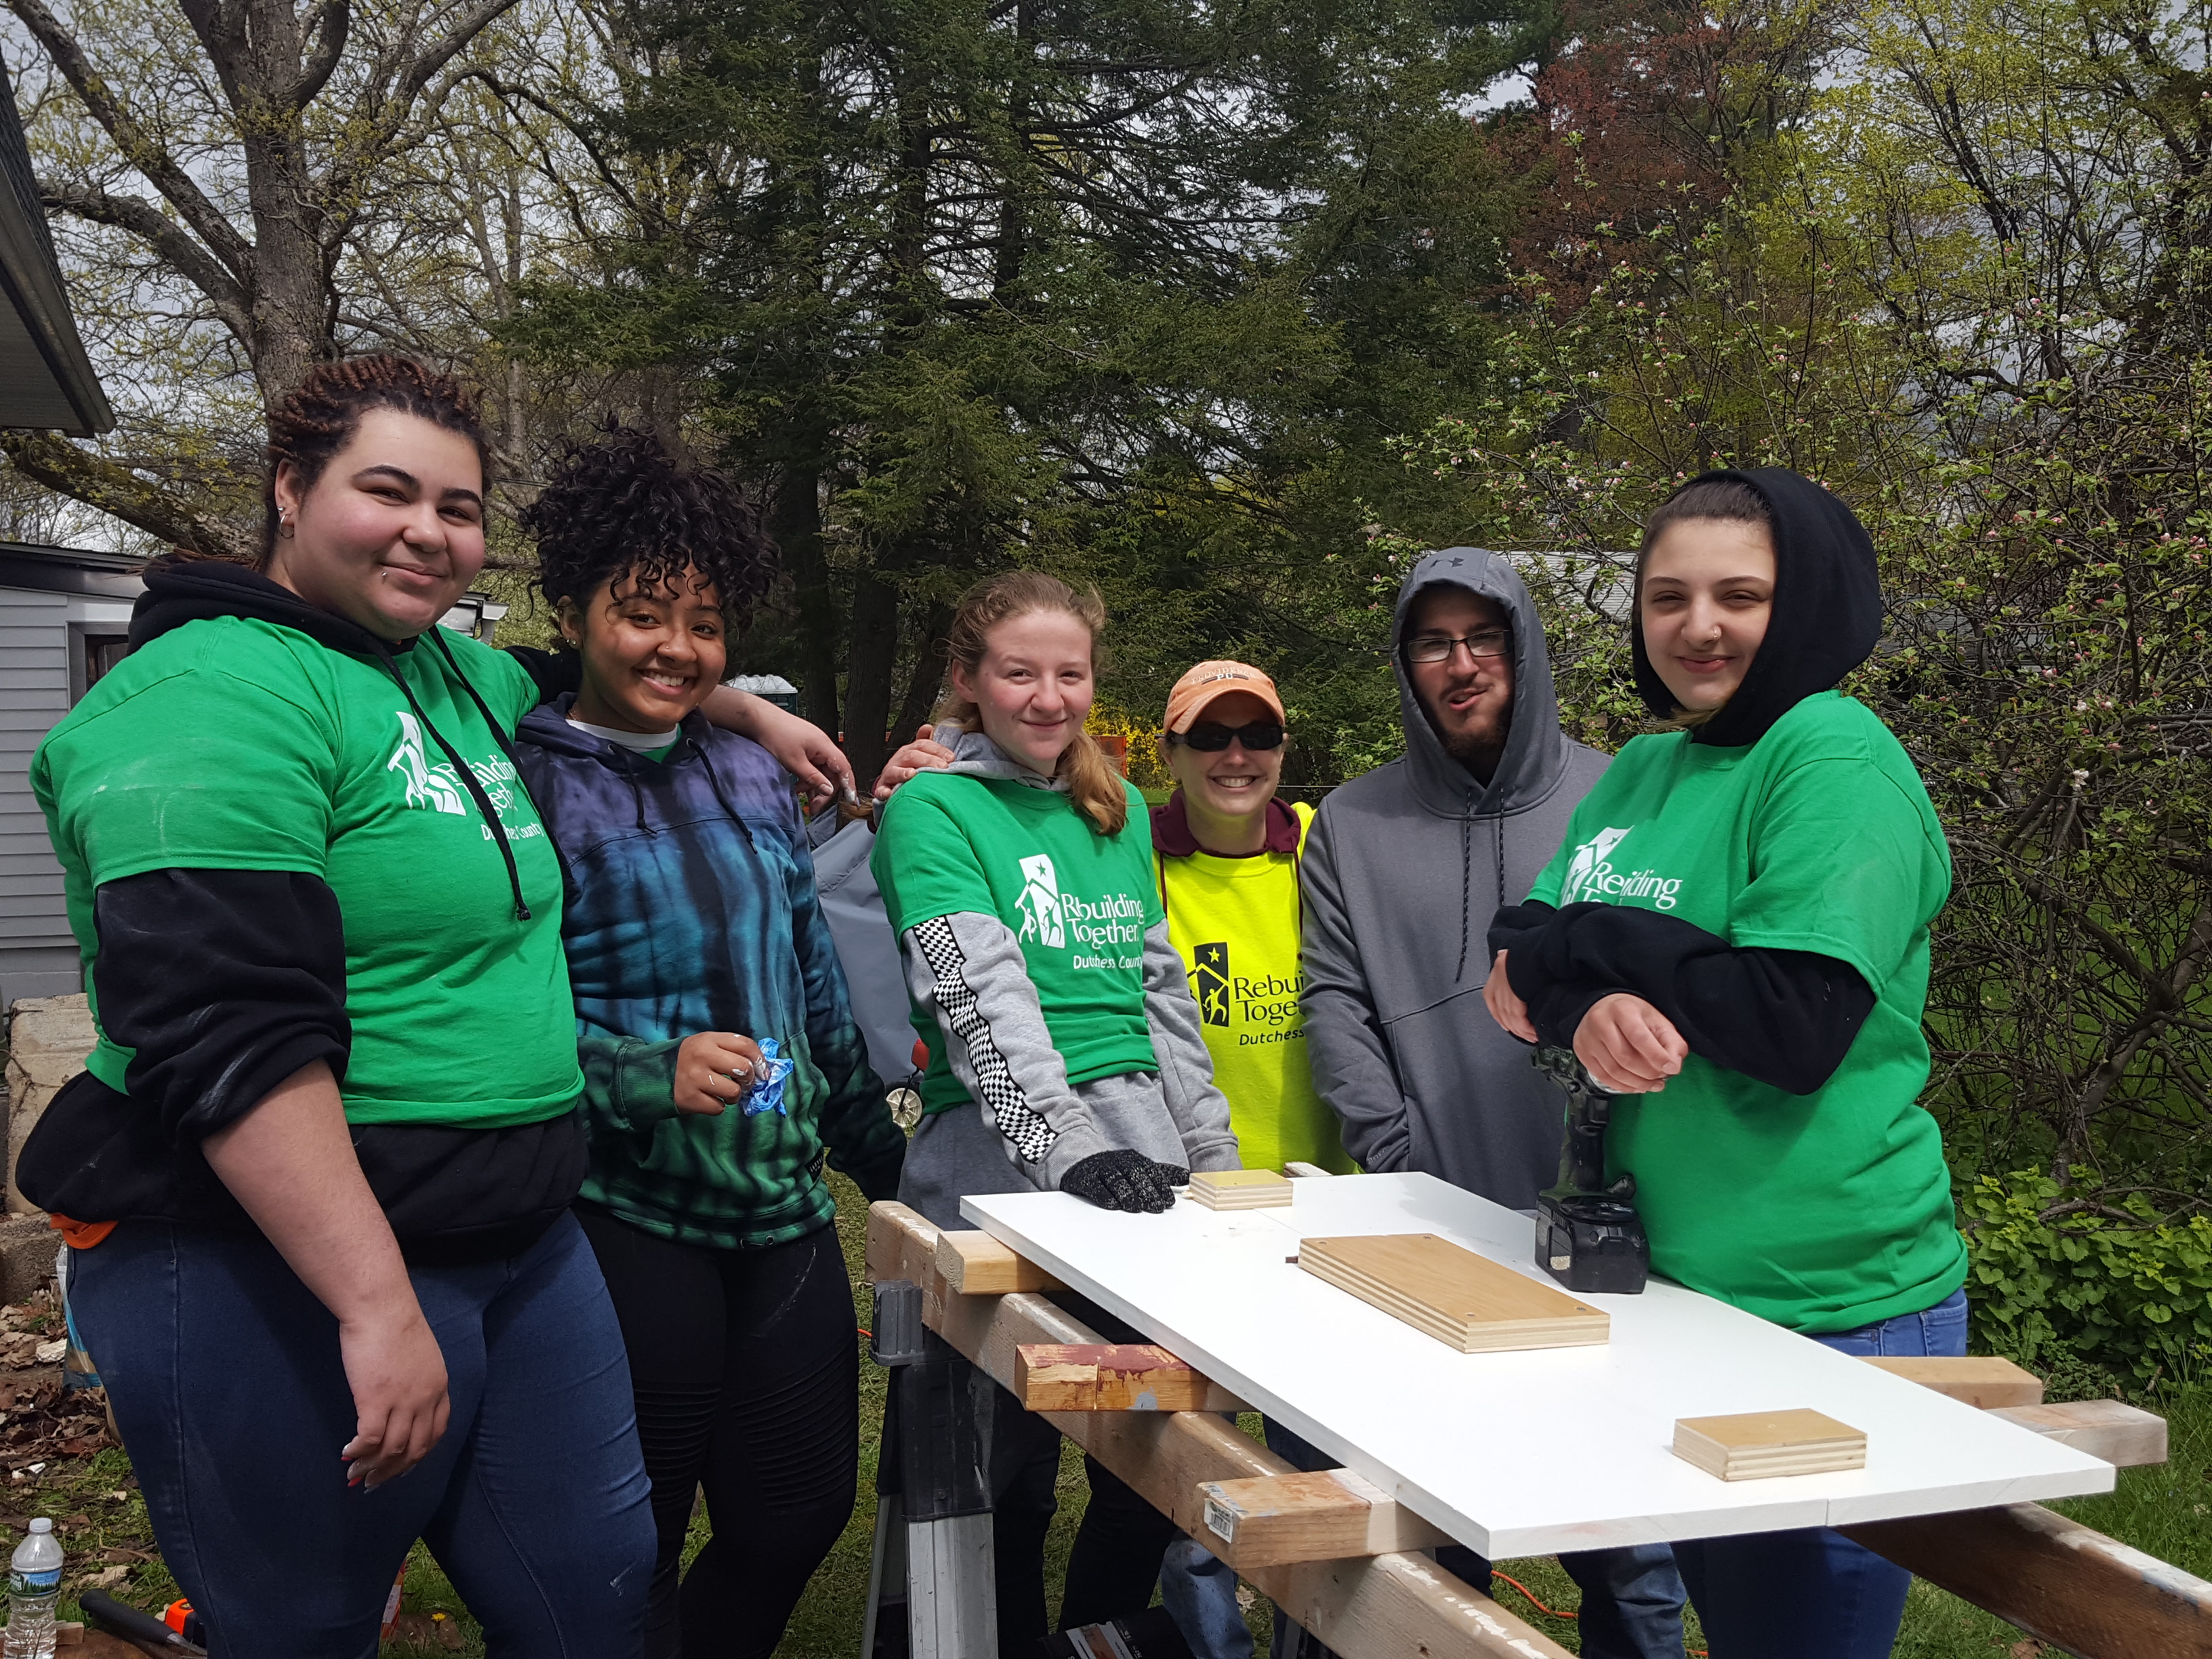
[1532, 1046, 1649, 1294]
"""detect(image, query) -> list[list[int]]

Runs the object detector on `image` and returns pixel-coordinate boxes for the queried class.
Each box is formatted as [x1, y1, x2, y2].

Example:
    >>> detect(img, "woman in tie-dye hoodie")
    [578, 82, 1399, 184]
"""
[511, 428, 903, 1659]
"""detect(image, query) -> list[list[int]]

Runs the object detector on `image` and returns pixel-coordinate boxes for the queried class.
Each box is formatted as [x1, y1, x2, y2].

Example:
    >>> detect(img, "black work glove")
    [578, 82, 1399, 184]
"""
[1060, 1149, 1183, 1214]
[844, 1140, 907, 1205]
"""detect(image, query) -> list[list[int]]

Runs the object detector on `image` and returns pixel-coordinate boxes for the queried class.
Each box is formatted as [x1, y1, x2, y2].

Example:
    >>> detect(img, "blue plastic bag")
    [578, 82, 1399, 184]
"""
[745, 1036, 796, 1116]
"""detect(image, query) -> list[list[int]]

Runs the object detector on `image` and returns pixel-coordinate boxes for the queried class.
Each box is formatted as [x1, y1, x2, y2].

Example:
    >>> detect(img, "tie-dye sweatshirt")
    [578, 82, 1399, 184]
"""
[515, 695, 903, 1248]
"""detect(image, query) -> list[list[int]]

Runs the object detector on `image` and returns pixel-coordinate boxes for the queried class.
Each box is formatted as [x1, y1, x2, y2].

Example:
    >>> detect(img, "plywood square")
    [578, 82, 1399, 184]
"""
[1674, 1408, 1867, 1481]
[1298, 1233, 1607, 1353]
[1192, 1169, 1294, 1210]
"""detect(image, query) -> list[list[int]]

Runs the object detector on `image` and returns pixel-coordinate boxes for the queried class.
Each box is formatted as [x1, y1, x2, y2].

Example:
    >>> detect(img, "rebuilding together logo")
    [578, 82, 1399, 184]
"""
[1015, 853, 1146, 969]
[1557, 825, 1685, 911]
[1189, 939, 1303, 1041]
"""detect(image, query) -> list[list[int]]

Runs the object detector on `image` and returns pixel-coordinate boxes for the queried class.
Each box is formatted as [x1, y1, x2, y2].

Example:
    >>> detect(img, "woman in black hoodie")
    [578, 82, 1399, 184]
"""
[1485, 470, 1965, 1659]
[22, 359, 661, 1656]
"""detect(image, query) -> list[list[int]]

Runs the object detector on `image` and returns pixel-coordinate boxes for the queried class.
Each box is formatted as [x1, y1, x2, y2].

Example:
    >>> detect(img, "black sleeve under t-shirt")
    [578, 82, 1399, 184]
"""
[1490, 900, 1875, 1096]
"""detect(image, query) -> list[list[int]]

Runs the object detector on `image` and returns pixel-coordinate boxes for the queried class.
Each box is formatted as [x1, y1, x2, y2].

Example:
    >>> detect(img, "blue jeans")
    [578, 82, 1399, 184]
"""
[1673, 1288, 1969, 1659]
[1173, 1420, 1683, 1659]
[71, 1214, 657, 1659]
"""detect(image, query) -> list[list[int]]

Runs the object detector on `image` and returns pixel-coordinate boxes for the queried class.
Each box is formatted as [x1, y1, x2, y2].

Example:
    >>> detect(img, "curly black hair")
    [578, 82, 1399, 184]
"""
[522, 426, 778, 627]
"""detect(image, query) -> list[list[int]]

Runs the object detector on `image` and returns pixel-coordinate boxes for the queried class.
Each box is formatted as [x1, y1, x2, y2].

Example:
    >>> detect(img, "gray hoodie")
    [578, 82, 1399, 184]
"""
[892, 726, 1240, 1231]
[1300, 550, 1610, 1209]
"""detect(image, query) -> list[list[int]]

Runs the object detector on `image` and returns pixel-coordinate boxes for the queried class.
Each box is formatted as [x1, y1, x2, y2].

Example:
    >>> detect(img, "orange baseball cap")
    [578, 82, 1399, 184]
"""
[1162, 660, 1286, 733]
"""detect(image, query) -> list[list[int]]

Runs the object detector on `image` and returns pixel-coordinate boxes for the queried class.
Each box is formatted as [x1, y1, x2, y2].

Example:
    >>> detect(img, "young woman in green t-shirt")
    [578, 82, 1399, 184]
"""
[871, 570, 1240, 1650]
[1482, 468, 1965, 1659]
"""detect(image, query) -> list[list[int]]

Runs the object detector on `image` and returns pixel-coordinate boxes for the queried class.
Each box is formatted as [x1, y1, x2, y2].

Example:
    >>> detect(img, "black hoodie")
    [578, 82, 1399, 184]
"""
[18, 561, 586, 1264]
[1490, 468, 1883, 1091]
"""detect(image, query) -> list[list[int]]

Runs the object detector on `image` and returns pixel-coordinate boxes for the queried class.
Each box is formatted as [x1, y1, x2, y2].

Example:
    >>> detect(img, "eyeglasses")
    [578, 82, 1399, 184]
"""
[1169, 720, 1287, 752]
[1402, 629, 1511, 665]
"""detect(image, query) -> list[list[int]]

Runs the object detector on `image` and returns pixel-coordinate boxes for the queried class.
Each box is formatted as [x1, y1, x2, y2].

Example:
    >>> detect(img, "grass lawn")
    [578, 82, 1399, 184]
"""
[11, 1170, 2208, 1656]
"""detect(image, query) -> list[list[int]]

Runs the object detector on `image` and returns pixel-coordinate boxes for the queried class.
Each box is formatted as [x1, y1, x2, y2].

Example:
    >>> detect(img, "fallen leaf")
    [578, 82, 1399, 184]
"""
[104, 1492, 128, 1504]
[60, 1513, 89, 1528]
[74, 1563, 129, 1591]
[34, 1340, 65, 1366]
[2010, 1643, 2044, 1658]
[97, 1547, 151, 1565]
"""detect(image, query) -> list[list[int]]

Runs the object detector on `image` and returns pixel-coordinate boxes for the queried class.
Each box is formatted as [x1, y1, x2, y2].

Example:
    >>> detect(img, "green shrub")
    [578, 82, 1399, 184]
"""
[1961, 1170, 2212, 1391]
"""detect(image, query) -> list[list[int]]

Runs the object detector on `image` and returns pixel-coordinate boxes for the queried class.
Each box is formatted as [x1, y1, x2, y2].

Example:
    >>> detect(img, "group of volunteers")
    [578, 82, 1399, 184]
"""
[18, 351, 1965, 1659]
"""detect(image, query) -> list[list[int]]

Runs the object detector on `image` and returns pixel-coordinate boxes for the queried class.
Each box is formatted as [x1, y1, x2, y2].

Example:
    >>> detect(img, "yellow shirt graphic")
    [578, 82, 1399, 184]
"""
[1156, 802, 1353, 1174]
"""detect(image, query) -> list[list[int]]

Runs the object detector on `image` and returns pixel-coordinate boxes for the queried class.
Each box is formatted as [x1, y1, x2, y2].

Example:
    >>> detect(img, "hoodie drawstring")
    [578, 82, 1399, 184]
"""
[691, 741, 760, 857]
[1456, 808, 1473, 985]
[375, 643, 533, 922]
[1452, 799, 1511, 987]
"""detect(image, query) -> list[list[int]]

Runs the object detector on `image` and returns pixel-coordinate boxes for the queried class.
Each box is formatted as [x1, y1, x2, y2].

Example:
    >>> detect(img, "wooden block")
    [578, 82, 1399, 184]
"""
[934, 1229, 1063, 1295]
[1197, 1468, 1450, 1568]
[1988, 1399, 2169, 1469]
[863, 1200, 1576, 1659]
[1844, 1500, 2212, 1659]
[1015, 1343, 1212, 1412]
[1283, 1162, 1335, 1179]
[1673, 1409, 1867, 1481]
[1862, 1355, 2044, 1407]
[1191, 1169, 1294, 1210]
[1298, 1233, 1608, 1353]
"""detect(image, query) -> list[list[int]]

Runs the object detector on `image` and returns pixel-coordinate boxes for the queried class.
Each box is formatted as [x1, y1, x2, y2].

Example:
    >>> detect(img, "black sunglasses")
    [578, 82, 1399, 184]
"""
[1170, 720, 1287, 752]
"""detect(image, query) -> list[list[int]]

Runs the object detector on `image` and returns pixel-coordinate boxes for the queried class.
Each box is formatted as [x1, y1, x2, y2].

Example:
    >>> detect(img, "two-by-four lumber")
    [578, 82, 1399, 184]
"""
[1986, 1399, 2169, 1469]
[1195, 1467, 1450, 1569]
[1016, 1343, 1213, 1412]
[1843, 1502, 2212, 1659]
[865, 1201, 1575, 1659]
[935, 1229, 1064, 1295]
[1860, 1354, 2045, 1407]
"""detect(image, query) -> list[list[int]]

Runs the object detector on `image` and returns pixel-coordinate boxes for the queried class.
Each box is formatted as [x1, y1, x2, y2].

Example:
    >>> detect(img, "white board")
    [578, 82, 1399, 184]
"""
[961, 1172, 2114, 1557]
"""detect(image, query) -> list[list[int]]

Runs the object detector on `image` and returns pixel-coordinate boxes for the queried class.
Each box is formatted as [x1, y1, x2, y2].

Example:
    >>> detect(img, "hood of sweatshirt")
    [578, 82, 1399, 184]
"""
[930, 722, 1071, 790]
[1391, 548, 1577, 819]
[131, 556, 410, 659]
[1633, 466, 1884, 747]
[1297, 548, 1611, 1209]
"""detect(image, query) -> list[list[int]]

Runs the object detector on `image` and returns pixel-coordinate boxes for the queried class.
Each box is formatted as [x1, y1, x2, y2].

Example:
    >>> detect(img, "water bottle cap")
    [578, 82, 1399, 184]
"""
[26, 1518, 50, 1533]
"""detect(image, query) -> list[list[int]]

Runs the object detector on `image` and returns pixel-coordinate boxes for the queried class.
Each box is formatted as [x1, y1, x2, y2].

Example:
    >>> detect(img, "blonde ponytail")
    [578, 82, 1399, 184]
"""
[939, 571, 1128, 837]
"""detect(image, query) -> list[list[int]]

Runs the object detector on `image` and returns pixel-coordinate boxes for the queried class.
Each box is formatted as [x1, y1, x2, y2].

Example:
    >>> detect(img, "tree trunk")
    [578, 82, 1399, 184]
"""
[772, 460, 842, 739]
[842, 560, 903, 787]
[892, 602, 953, 745]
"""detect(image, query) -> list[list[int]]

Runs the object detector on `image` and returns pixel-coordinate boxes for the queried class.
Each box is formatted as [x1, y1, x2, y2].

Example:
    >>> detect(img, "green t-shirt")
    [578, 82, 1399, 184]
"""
[872, 771, 1162, 1112]
[34, 615, 583, 1129]
[1529, 691, 1966, 1332]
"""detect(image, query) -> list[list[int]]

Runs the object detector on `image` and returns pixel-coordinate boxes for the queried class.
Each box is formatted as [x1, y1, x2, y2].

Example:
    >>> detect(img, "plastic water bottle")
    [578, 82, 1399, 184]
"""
[7, 1518, 62, 1658]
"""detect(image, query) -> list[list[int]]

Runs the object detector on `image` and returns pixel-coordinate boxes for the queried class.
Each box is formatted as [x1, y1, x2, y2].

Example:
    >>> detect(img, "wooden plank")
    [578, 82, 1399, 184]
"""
[865, 1201, 1574, 1659]
[1299, 1233, 1608, 1353]
[1862, 1355, 2045, 1407]
[1843, 1502, 2212, 1658]
[1191, 1168, 1294, 1210]
[1987, 1399, 2169, 1469]
[1196, 1467, 1450, 1568]
[934, 1229, 1063, 1295]
[1673, 1409, 1866, 1481]
[1283, 1162, 1335, 1179]
[1015, 1343, 1212, 1412]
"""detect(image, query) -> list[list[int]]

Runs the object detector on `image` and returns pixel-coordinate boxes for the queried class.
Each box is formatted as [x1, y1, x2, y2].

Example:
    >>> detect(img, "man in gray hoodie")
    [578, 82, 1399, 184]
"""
[1299, 549, 1686, 1658]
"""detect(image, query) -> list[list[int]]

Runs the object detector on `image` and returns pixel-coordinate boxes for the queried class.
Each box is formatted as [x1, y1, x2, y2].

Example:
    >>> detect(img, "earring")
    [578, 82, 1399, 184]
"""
[277, 513, 295, 539]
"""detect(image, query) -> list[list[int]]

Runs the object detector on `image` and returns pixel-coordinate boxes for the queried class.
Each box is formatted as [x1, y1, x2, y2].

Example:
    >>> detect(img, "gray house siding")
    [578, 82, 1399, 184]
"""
[0, 588, 85, 1008]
